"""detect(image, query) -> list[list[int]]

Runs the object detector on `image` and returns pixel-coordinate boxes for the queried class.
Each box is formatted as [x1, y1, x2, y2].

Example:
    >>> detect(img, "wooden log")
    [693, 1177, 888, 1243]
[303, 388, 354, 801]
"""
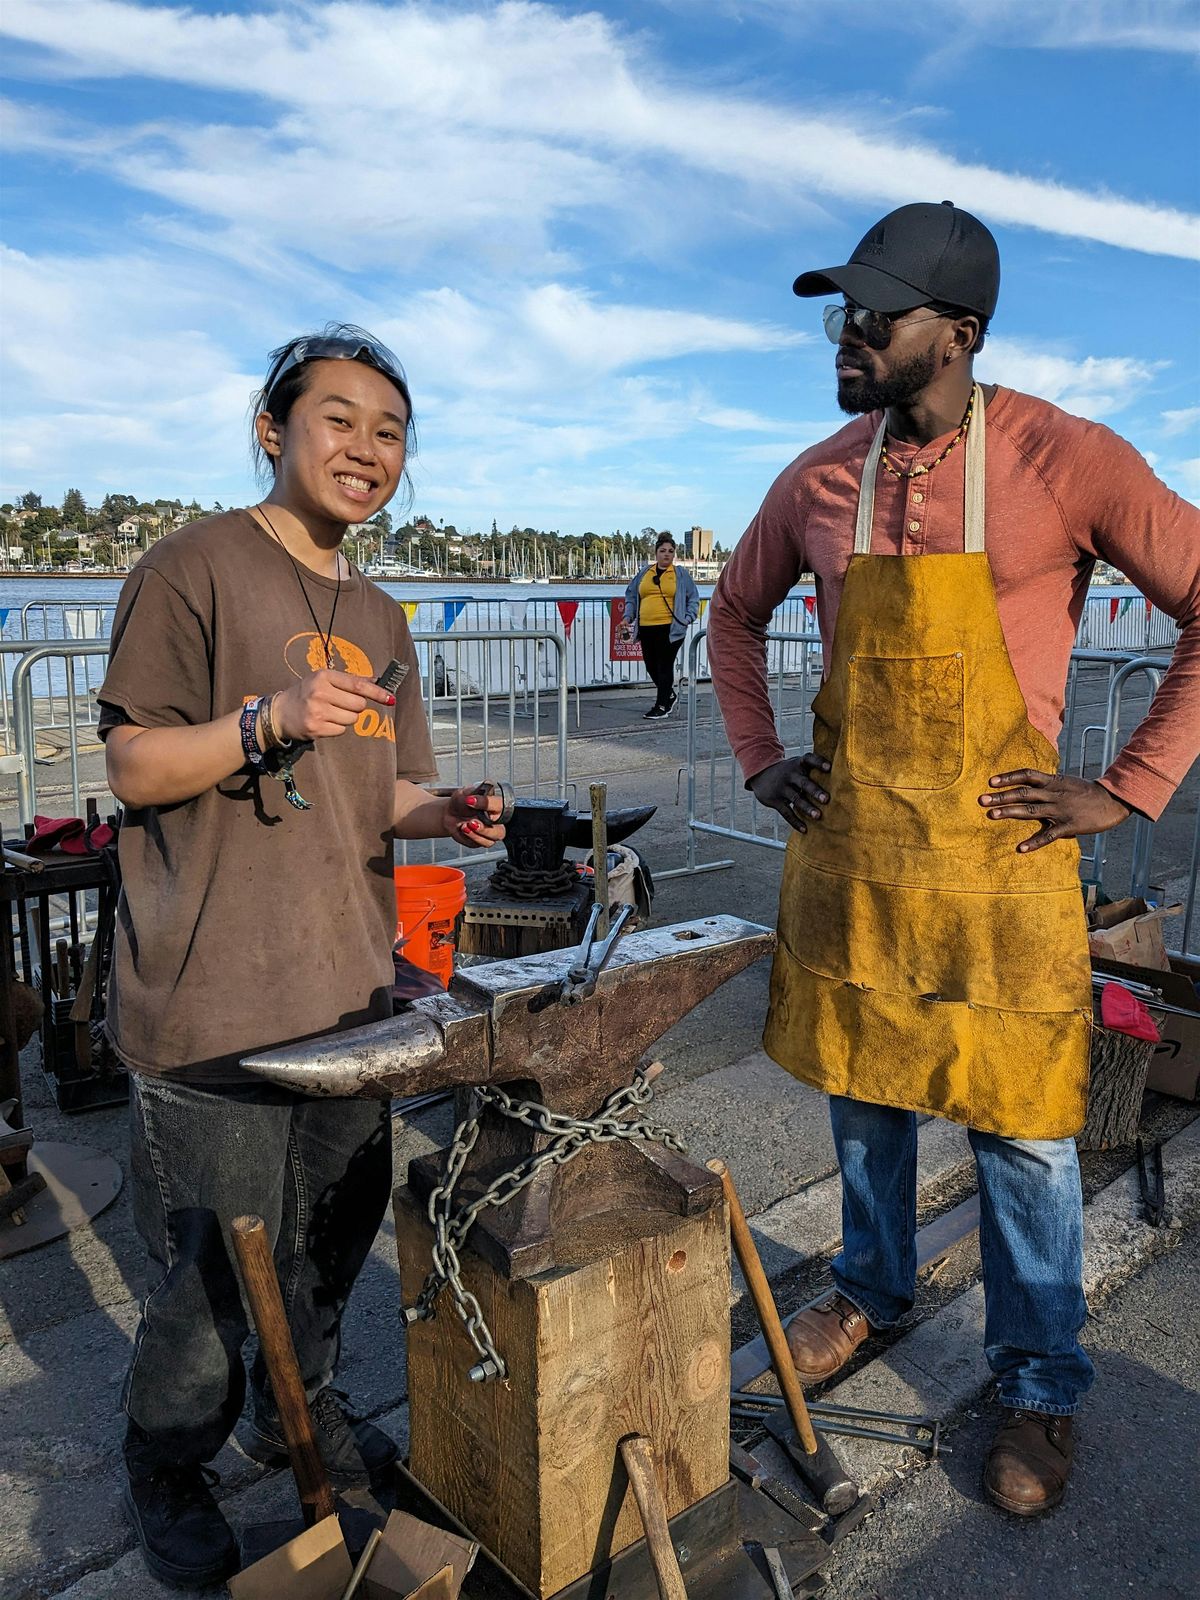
[230, 1215, 336, 1527]
[396, 1185, 730, 1598]
[617, 1436, 687, 1600]
[1078, 1026, 1155, 1150]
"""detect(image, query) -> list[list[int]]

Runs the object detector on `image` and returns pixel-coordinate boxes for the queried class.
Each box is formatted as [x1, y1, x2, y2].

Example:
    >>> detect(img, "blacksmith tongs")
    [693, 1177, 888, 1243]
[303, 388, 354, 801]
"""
[560, 903, 634, 1005]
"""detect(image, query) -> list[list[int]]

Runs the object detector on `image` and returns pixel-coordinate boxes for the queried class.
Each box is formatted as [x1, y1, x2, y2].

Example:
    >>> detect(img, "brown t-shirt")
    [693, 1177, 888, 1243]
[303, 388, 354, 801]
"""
[98, 510, 438, 1083]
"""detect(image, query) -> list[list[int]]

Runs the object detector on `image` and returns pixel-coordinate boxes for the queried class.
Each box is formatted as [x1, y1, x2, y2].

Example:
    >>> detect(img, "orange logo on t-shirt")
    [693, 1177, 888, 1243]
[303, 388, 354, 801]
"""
[282, 632, 396, 743]
[283, 632, 374, 679]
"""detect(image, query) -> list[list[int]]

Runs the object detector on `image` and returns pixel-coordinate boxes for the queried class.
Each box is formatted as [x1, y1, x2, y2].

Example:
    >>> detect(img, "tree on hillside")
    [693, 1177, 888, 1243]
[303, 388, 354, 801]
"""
[20, 492, 42, 511]
[62, 488, 88, 526]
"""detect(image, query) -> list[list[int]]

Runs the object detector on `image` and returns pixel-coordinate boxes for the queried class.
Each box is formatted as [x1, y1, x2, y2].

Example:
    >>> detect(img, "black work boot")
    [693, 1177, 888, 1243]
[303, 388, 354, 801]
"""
[123, 1425, 239, 1589]
[242, 1387, 397, 1485]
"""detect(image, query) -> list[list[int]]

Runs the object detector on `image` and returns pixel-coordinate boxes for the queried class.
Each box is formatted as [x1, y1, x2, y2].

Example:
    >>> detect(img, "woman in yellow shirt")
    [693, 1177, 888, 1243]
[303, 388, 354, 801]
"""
[622, 536, 701, 718]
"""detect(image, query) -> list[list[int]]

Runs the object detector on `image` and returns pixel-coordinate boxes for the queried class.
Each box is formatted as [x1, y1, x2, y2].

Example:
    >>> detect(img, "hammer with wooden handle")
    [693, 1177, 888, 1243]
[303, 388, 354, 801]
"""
[707, 1158, 858, 1516]
[230, 1215, 336, 1528]
[618, 1434, 687, 1600]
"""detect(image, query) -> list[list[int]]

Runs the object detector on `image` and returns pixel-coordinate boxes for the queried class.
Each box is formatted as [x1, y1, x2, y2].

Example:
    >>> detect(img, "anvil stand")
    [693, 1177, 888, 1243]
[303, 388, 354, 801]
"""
[242, 918, 831, 1598]
[396, 922, 830, 1599]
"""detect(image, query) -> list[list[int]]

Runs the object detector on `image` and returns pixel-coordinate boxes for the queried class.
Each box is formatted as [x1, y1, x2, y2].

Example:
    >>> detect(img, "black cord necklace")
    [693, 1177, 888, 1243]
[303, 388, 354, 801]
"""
[256, 505, 343, 667]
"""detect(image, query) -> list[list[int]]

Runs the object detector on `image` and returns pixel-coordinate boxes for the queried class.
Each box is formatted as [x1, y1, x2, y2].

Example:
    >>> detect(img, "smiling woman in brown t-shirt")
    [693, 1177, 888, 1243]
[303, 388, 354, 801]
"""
[100, 325, 506, 1591]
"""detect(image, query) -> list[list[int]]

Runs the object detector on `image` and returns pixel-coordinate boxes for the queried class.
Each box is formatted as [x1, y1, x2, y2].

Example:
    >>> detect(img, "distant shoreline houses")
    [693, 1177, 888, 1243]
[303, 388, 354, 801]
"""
[0, 495, 730, 580]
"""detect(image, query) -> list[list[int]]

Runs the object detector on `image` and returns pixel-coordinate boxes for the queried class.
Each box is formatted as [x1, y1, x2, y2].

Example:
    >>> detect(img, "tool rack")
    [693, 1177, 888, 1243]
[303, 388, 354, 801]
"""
[1, 842, 124, 1115]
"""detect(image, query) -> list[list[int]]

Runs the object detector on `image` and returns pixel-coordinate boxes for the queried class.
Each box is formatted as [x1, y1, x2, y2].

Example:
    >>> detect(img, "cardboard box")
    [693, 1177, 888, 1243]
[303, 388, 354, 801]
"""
[1087, 898, 1183, 972]
[228, 1509, 477, 1600]
[1092, 952, 1200, 1102]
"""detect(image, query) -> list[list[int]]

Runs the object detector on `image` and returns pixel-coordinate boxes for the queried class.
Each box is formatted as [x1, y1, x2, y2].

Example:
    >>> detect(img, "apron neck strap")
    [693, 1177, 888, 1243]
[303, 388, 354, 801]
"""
[853, 382, 986, 556]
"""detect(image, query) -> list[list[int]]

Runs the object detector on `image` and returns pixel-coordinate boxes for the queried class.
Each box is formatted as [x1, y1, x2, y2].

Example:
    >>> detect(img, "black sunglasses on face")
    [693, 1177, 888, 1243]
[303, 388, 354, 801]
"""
[822, 303, 948, 351]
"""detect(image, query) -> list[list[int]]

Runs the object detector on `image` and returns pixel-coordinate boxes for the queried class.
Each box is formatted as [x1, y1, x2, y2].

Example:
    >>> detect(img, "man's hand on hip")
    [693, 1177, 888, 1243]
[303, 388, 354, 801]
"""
[981, 769, 1132, 853]
[749, 754, 831, 832]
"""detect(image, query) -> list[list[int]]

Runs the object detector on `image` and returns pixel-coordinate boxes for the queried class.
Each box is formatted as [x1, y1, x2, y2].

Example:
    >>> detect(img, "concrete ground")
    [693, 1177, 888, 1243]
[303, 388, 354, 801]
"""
[1, 676, 1197, 1598]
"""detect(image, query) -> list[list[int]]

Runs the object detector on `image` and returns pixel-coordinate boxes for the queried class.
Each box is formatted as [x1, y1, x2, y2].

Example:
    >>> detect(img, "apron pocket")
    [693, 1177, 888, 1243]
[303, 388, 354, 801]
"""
[846, 651, 964, 790]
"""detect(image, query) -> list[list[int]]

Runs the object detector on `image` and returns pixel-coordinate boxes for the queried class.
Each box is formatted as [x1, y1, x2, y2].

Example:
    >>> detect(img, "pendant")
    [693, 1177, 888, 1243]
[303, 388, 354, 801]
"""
[912, 464, 928, 475]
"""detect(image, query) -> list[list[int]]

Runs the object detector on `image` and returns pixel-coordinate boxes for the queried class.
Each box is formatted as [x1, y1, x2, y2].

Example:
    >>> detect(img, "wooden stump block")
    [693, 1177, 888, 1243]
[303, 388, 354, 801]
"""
[1078, 1024, 1155, 1150]
[395, 1185, 731, 1598]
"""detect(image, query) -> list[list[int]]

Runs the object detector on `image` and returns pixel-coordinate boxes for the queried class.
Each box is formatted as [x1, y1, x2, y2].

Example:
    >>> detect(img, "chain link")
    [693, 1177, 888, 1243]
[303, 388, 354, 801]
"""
[403, 1066, 686, 1381]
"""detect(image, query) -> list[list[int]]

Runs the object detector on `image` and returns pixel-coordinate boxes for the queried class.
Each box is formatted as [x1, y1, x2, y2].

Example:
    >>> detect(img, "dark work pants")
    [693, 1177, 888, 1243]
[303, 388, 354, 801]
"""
[638, 624, 683, 708]
[123, 1071, 391, 1465]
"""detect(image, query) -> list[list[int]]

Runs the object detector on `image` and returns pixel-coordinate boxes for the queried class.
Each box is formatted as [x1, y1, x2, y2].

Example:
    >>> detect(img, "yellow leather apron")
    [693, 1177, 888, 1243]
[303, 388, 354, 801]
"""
[764, 386, 1092, 1139]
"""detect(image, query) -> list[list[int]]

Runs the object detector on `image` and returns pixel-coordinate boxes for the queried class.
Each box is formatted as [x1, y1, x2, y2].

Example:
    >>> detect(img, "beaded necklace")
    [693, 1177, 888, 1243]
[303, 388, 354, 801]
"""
[880, 388, 974, 480]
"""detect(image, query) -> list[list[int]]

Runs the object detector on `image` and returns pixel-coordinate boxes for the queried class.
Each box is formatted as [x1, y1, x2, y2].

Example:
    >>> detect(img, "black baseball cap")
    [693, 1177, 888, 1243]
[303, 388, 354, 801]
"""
[793, 201, 1000, 318]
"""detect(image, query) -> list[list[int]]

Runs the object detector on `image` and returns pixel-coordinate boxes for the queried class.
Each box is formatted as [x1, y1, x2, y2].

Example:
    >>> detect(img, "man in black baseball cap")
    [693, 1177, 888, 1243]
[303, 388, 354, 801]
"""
[707, 200, 1200, 1522]
[793, 199, 1000, 317]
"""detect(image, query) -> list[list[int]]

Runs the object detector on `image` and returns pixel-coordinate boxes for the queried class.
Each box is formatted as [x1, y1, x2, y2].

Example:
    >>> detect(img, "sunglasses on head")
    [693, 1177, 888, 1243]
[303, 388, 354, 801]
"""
[822, 303, 951, 351]
[264, 334, 411, 405]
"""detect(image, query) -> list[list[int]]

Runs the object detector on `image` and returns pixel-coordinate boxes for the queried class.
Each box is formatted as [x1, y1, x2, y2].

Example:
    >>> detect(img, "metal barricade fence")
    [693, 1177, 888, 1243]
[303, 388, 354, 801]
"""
[677, 631, 1198, 956]
[2, 633, 569, 861]
[399, 630, 569, 867]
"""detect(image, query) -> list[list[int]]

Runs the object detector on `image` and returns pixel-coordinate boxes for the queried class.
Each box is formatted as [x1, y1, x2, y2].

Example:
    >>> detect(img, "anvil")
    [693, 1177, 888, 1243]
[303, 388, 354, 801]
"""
[243, 915, 774, 1277]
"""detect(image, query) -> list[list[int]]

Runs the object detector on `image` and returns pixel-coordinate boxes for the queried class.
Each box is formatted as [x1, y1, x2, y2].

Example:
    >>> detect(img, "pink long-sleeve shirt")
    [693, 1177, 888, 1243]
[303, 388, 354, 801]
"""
[708, 386, 1200, 821]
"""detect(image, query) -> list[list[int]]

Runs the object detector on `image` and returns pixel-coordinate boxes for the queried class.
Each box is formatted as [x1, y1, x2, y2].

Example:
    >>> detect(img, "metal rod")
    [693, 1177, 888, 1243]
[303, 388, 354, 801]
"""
[732, 1389, 941, 1428]
[731, 1408, 951, 1456]
[590, 781, 609, 939]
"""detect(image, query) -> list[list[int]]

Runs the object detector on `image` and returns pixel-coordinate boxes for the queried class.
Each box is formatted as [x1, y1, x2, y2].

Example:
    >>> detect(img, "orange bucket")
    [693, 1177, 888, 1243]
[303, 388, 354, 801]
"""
[394, 865, 467, 989]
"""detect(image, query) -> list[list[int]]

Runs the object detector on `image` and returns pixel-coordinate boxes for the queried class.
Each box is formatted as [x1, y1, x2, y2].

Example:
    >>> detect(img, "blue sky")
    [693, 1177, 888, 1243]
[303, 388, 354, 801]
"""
[1, 0, 1197, 540]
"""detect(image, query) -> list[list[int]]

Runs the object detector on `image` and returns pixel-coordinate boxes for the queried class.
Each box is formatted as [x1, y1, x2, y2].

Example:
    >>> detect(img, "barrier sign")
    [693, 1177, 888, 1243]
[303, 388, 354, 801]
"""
[609, 597, 642, 662]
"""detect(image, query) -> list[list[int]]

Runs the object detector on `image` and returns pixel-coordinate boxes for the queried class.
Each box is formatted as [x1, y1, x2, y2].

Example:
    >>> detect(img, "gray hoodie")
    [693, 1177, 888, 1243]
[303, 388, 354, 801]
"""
[623, 561, 701, 643]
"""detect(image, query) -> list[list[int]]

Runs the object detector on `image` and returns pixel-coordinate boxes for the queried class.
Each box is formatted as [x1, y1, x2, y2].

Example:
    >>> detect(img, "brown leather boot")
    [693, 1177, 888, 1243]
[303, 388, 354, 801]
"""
[785, 1292, 874, 1381]
[983, 1409, 1074, 1516]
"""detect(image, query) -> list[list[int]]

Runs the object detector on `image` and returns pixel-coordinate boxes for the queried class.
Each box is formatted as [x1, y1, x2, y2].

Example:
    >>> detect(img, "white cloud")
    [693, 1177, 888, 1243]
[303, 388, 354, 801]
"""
[1161, 406, 1200, 437]
[1, 1, 1197, 264]
[976, 338, 1163, 419]
[689, 1, 1200, 55]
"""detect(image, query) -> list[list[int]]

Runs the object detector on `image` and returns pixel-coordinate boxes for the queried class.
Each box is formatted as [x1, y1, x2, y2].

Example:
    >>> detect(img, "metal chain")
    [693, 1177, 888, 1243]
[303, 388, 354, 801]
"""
[489, 860, 579, 899]
[402, 1065, 686, 1381]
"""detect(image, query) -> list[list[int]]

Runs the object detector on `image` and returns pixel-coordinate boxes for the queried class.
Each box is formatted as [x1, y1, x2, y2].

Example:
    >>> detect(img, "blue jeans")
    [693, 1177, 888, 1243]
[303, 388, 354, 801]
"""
[829, 1095, 1094, 1416]
[124, 1072, 391, 1465]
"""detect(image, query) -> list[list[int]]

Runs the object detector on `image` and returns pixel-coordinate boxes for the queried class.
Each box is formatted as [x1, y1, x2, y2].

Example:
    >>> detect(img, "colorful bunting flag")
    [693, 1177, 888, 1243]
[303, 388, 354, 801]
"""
[557, 600, 580, 639]
[803, 595, 816, 616]
[401, 601, 419, 623]
[1109, 597, 1119, 624]
[443, 600, 467, 632]
[1119, 596, 1133, 618]
[0, 608, 9, 634]
[1145, 598, 1153, 620]
[505, 600, 527, 630]
[698, 597, 709, 617]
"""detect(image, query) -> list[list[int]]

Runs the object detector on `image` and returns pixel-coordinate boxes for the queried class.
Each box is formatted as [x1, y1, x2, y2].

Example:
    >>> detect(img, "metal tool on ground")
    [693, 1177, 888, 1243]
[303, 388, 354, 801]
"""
[230, 1214, 337, 1529]
[730, 1391, 951, 1459]
[707, 1159, 858, 1517]
[244, 917, 832, 1600]
[618, 1436, 688, 1600]
[762, 1546, 796, 1600]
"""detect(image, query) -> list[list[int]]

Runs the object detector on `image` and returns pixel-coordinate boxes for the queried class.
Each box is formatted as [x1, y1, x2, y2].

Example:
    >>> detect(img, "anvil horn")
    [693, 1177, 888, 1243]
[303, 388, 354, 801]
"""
[563, 803, 656, 851]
